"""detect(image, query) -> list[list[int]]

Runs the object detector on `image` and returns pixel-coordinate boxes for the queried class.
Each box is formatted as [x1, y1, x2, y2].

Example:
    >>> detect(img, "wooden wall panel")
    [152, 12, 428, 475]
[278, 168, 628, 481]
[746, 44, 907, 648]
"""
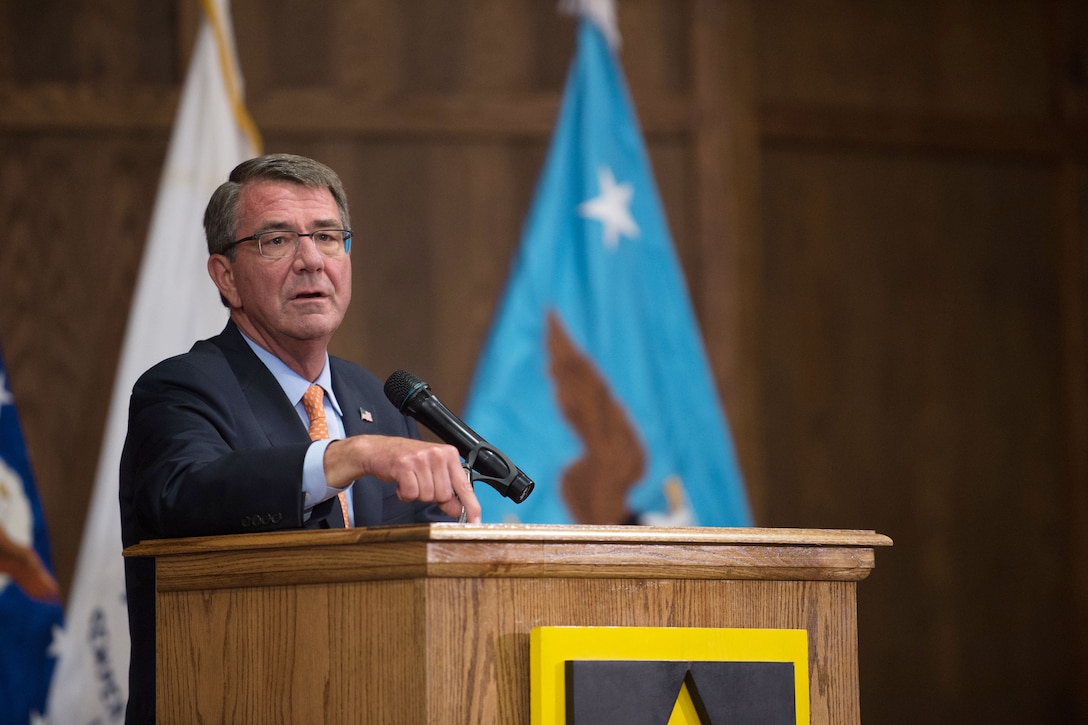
[690, 0, 765, 506]
[3, 1, 177, 84]
[754, 0, 1051, 117]
[1069, 161, 1088, 722]
[753, 0, 1084, 721]
[759, 149, 1070, 720]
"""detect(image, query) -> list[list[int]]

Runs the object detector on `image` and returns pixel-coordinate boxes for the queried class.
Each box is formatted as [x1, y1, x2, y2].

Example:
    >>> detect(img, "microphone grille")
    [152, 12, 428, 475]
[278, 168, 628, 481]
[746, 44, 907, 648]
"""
[384, 370, 427, 410]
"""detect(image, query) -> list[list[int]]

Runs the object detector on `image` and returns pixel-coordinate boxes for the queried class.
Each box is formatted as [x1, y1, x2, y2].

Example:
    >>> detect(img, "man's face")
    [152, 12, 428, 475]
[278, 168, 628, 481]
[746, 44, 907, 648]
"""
[210, 180, 352, 354]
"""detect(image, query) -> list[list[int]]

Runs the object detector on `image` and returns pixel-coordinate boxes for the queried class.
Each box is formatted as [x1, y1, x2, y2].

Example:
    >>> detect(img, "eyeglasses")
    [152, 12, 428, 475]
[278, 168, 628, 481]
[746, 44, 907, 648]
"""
[228, 229, 353, 258]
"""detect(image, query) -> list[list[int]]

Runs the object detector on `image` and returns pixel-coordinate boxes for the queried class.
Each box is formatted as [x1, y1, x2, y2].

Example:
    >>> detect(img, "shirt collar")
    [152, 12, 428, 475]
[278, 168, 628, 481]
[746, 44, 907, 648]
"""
[238, 330, 343, 417]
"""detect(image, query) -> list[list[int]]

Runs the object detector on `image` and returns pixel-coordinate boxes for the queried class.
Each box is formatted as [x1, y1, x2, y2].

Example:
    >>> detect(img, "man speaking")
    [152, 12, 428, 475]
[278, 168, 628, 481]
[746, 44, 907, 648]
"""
[119, 153, 481, 724]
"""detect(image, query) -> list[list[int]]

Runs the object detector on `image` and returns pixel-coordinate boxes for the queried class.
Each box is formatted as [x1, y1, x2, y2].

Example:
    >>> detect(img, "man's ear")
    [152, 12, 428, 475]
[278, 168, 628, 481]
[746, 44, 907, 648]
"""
[207, 255, 241, 308]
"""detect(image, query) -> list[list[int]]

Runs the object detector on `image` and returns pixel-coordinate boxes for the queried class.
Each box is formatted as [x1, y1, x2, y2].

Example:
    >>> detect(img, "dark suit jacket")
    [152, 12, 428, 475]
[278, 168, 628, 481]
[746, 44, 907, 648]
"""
[119, 320, 449, 724]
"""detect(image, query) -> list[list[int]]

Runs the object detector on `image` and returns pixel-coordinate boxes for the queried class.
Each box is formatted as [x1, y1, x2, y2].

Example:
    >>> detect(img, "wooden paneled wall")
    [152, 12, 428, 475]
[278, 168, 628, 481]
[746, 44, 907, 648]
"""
[0, 0, 1084, 723]
[755, 2, 1087, 723]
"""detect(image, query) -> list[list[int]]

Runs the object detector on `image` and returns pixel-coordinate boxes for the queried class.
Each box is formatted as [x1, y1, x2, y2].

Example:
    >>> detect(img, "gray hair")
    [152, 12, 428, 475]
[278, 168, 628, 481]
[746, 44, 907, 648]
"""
[204, 153, 352, 259]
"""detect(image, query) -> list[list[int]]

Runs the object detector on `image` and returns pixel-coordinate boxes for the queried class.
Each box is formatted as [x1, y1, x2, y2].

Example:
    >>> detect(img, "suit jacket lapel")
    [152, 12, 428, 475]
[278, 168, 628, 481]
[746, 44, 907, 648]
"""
[212, 321, 309, 447]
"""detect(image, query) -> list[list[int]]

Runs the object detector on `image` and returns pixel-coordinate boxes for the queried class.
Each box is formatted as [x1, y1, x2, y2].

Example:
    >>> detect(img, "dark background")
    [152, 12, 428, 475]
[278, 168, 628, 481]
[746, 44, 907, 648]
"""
[1, 1, 1085, 722]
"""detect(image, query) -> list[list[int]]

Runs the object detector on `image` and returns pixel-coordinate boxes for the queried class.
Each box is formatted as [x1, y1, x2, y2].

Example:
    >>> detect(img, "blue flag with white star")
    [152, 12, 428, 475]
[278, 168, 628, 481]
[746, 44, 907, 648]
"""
[462, 13, 751, 527]
[0, 346, 64, 724]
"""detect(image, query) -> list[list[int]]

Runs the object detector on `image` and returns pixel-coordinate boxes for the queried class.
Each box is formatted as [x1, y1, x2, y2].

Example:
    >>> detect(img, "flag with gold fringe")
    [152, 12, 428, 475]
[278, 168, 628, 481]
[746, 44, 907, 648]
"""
[44, 1, 260, 720]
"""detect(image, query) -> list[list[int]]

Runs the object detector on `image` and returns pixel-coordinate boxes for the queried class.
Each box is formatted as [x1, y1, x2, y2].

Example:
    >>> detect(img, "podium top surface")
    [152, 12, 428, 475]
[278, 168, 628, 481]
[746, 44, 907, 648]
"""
[125, 525, 892, 591]
[127, 523, 891, 558]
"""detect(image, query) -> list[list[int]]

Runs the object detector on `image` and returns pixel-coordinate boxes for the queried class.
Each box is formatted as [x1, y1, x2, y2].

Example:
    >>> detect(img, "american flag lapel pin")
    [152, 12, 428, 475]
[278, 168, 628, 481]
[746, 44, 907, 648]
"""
[359, 408, 373, 423]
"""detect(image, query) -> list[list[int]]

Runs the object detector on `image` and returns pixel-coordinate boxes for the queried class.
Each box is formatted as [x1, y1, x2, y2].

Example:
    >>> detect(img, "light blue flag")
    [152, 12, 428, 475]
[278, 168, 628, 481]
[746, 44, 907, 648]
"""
[0, 347, 64, 724]
[463, 13, 751, 527]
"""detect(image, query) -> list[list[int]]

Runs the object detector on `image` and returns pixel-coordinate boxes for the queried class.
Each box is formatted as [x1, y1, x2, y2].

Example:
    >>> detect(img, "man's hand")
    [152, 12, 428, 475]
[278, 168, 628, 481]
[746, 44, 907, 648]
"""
[323, 435, 482, 523]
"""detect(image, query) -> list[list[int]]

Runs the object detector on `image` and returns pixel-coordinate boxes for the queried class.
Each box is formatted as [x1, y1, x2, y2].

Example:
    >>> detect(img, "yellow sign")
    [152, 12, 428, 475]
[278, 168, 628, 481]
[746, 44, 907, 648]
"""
[531, 626, 809, 725]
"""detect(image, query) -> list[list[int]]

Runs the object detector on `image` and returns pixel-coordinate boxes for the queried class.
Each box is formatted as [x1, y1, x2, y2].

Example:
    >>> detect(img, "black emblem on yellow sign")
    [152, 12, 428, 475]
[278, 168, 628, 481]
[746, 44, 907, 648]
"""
[566, 660, 796, 724]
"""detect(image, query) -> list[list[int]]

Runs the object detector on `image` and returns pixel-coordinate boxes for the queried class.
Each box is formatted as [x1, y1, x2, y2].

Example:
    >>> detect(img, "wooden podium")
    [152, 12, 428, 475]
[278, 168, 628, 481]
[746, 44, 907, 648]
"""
[124, 524, 891, 724]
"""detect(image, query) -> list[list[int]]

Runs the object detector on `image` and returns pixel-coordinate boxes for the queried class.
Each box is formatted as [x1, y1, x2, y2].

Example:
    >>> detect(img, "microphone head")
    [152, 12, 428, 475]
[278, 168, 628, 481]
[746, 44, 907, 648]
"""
[383, 370, 431, 413]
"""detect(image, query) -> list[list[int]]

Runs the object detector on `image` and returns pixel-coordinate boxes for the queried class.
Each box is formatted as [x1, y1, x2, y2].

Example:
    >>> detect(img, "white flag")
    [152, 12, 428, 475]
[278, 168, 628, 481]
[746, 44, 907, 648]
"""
[45, 0, 259, 720]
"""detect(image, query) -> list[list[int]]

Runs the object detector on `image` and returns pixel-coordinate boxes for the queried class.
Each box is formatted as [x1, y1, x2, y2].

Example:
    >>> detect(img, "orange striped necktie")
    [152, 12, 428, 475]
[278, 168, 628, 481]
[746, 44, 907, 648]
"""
[301, 384, 350, 527]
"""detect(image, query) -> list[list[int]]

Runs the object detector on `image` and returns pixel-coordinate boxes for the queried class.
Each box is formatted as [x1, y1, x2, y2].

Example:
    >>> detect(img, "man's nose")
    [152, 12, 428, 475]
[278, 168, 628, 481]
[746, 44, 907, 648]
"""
[294, 234, 325, 268]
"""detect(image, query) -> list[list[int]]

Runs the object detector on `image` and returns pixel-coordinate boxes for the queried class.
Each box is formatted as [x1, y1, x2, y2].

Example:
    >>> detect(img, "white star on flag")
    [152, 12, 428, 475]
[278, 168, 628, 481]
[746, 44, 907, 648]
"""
[577, 165, 639, 250]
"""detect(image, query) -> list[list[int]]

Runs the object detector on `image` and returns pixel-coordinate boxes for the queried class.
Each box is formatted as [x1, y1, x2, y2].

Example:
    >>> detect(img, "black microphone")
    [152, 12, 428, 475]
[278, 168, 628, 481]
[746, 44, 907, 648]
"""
[383, 370, 535, 503]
